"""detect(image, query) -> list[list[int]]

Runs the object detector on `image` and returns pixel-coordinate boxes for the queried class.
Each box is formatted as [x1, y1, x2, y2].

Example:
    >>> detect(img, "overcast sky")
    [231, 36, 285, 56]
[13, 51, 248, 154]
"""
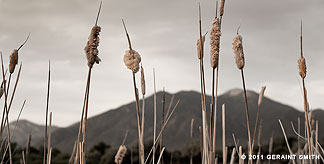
[0, 0, 323, 127]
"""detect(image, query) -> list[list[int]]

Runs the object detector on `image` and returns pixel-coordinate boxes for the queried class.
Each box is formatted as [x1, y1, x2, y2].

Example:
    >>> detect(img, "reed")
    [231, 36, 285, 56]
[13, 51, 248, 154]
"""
[222, 104, 226, 164]
[197, 4, 209, 164]
[153, 69, 157, 164]
[278, 120, 296, 164]
[122, 19, 144, 164]
[190, 118, 194, 164]
[0, 53, 12, 164]
[298, 21, 312, 164]
[252, 86, 266, 151]
[140, 65, 145, 164]
[74, 2, 102, 163]
[43, 61, 51, 164]
[114, 131, 128, 164]
[232, 29, 252, 163]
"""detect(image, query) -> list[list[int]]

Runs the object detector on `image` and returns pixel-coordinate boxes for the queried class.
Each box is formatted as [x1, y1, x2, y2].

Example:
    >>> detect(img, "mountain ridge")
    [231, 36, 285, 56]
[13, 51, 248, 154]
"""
[8, 89, 324, 153]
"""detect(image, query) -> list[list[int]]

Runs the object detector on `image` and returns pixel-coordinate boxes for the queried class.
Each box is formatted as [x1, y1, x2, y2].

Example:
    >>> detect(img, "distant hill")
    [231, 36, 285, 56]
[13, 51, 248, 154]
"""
[9, 89, 324, 153]
[5, 119, 59, 147]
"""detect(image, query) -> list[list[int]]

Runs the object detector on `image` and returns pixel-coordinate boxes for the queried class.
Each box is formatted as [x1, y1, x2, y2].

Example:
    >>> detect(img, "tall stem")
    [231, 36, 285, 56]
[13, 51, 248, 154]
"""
[240, 69, 252, 164]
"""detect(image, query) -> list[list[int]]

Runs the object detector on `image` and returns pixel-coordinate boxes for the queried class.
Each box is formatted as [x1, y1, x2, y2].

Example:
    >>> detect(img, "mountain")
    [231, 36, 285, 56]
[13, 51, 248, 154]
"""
[5, 119, 59, 147]
[9, 89, 324, 153]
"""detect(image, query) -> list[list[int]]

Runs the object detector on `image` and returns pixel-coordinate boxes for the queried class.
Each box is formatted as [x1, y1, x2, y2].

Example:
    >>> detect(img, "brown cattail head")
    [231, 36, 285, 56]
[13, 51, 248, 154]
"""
[219, 0, 225, 17]
[124, 49, 141, 73]
[298, 56, 306, 79]
[115, 145, 127, 164]
[140, 65, 146, 95]
[9, 49, 18, 74]
[197, 35, 206, 59]
[258, 86, 266, 108]
[85, 25, 101, 68]
[210, 18, 221, 68]
[232, 34, 244, 69]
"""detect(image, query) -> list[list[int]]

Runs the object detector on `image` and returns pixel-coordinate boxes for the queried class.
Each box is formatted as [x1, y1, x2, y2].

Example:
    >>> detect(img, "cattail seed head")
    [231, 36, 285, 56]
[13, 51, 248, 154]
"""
[115, 145, 127, 164]
[9, 49, 18, 74]
[85, 25, 101, 68]
[219, 0, 225, 17]
[232, 34, 244, 69]
[124, 49, 141, 73]
[298, 57, 306, 78]
[258, 86, 266, 108]
[210, 18, 221, 68]
[140, 66, 146, 95]
[197, 35, 205, 59]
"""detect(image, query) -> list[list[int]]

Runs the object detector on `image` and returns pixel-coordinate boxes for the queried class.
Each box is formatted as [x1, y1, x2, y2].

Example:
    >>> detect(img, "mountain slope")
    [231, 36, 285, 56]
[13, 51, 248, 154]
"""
[6, 119, 59, 147]
[42, 89, 324, 153]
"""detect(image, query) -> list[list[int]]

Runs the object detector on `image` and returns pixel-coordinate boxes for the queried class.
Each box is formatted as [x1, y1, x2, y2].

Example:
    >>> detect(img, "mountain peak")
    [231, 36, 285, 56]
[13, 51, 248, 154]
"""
[224, 88, 243, 96]
[223, 88, 259, 99]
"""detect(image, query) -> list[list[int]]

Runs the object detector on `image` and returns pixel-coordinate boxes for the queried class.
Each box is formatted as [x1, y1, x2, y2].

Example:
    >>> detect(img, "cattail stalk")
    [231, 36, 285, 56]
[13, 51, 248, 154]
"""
[144, 100, 180, 164]
[239, 146, 243, 164]
[140, 66, 145, 164]
[74, 2, 102, 164]
[210, 2, 221, 154]
[229, 148, 236, 164]
[122, 19, 144, 164]
[153, 69, 157, 164]
[190, 119, 194, 164]
[1, 100, 26, 164]
[232, 31, 252, 163]
[222, 104, 226, 164]
[299, 21, 312, 164]
[47, 112, 52, 164]
[256, 120, 263, 164]
[159, 89, 166, 164]
[197, 4, 209, 164]
[252, 86, 266, 151]
[26, 134, 31, 164]
[43, 61, 51, 164]
[0, 53, 13, 164]
[279, 120, 296, 164]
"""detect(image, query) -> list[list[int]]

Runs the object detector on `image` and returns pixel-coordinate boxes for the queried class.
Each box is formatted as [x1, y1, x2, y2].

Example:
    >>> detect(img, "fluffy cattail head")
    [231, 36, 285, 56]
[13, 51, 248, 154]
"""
[232, 34, 244, 69]
[197, 35, 206, 59]
[115, 145, 127, 164]
[9, 49, 18, 74]
[124, 50, 141, 73]
[219, 0, 225, 17]
[298, 57, 306, 79]
[85, 25, 101, 68]
[140, 65, 146, 95]
[258, 86, 266, 108]
[210, 18, 221, 68]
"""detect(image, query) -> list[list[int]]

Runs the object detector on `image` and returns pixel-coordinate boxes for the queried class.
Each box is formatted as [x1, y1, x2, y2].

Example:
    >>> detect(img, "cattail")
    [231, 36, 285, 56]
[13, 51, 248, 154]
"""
[124, 49, 141, 73]
[115, 145, 127, 164]
[232, 34, 244, 69]
[9, 49, 18, 74]
[219, 0, 225, 17]
[298, 56, 306, 78]
[258, 86, 266, 108]
[85, 26, 101, 68]
[140, 65, 145, 95]
[197, 35, 205, 59]
[210, 18, 221, 68]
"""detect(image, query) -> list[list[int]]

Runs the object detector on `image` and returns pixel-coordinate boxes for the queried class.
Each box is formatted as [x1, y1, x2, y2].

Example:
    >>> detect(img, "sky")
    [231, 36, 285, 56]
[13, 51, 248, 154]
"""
[0, 0, 323, 127]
